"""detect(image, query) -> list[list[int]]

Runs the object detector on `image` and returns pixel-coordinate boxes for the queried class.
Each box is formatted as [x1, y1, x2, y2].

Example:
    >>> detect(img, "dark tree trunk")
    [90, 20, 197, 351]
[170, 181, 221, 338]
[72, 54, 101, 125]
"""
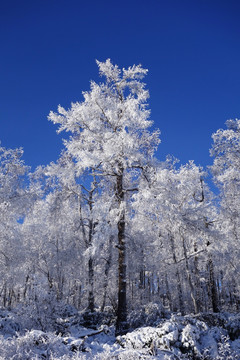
[88, 254, 95, 312]
[87, 190, 95, 312]
[208, 254, 219, 312]
[139, 268, 145, 290]
[165, 273, 173, 311]
[115, 169, 128, 336]
[79, 186, 95, 313]
[116, 212, 127, 335]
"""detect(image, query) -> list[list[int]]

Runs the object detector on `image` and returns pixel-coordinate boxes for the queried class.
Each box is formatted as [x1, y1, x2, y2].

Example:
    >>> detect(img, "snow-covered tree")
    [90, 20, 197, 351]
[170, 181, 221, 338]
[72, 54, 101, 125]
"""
[0, 145, 30, 307]
[48, 59, 160, 334]
[133, 160, 218, 314]
[210, 119, 240, 309]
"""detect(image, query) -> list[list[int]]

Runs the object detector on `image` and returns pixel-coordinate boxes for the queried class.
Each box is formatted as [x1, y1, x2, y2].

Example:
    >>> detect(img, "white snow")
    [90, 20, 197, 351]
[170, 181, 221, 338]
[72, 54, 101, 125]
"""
[0, 308, 239, 359]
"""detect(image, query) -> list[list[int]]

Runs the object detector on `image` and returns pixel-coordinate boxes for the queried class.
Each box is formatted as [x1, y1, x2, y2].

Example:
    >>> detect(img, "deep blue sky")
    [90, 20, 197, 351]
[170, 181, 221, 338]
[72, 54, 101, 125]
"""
[1, 0, 240, 170]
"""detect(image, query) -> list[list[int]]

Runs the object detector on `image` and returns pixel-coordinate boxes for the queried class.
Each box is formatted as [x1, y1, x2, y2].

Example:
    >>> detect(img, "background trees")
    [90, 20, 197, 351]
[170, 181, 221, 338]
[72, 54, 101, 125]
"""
[132, 160, 218, 314]
[0, 63, 239, 334]
[210, 119, 240, 310]
[0, 145, 30, 308]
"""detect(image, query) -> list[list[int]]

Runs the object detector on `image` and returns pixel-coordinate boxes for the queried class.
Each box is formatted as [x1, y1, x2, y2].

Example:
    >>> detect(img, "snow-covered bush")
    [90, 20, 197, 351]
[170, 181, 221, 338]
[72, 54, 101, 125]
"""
[14, 293, 64, 332]
[0, 310, 238, 359]
[0, 330, 68, 359]
[116, 313, 240, 359]
[127, 302, 166, 330]
[0, 308, 21, 337]
[78, 309, 115, 329]
[117, 321, 181, 358]
[216, 335, 239, 360]
[225, 313, 240, 340]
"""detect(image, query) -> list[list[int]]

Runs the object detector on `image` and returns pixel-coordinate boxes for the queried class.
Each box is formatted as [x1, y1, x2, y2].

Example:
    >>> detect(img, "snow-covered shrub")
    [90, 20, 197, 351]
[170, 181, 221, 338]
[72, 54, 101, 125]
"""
[225, 313, 240, 340]
[0, 308, 21, 337]
[14, 297, 63, 332]
[0, 308, 239, 359]
[0, 330, 68, 359]
[117, 313, 240, 359]
[195, 312, 227, 328]
[117, 320, 181, 359]
[216, 335, 239, 360]
[13, 273, 64, 332]
[144, 302, 165, 325]
[180, 323, 202, 357]
[127, 302, 165, 330]
[127, 308, 146, 329]
[81, 310, 115, 329]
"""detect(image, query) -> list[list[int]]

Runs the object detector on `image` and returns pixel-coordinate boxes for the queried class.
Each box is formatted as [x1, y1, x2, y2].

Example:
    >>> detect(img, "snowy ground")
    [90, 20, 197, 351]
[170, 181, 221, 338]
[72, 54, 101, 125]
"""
[0, 306, 239, 359]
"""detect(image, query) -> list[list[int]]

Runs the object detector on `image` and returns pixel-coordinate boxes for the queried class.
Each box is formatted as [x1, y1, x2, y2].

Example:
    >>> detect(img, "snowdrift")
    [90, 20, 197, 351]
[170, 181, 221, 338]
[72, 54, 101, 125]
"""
[0, 307, 239, 359]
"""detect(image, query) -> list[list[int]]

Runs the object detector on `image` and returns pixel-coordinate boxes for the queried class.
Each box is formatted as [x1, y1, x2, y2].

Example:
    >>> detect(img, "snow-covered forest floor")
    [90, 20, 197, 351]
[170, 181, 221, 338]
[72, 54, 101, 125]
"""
[0, 305, 239, 359]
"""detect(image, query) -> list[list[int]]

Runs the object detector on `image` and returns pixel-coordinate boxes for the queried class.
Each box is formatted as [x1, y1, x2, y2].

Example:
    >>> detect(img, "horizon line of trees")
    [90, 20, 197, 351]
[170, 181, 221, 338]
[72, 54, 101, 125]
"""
[0, 60, 239, 334]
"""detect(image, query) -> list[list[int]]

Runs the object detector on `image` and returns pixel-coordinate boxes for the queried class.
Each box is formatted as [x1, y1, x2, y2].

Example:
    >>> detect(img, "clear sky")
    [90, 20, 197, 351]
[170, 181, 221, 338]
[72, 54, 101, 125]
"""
[1, 0, 240, 170]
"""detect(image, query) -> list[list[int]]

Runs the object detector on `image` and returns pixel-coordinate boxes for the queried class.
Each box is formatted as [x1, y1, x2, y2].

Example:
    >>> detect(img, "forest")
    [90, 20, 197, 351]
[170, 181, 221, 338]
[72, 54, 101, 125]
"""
[0, 60, 240, 359]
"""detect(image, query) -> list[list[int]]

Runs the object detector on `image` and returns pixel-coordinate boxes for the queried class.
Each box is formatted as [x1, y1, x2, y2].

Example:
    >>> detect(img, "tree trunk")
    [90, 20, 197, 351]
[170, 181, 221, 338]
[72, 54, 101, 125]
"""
[88, 214, 95, 312]
[181, 234, 199, 314]
[164, 273, 173, 311]
[116, 211, 127, 335]
[208, 254, 219, 312]
[169, 233, 184, 313]
[79, 187, 95, 313]
[101, 235, 113, 312]
[193, 242, 202, 313]
[88, 254, 95, 312]
[116, 170, 128, 336]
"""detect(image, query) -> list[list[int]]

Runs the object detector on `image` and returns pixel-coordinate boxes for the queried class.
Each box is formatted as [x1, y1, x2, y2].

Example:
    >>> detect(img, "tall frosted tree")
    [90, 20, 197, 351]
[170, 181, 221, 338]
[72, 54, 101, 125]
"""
[133, 160, 217, 313]
[0, 145, 30, 307]
[210, 119, 240, 309]
[48, 59, 160, 334]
